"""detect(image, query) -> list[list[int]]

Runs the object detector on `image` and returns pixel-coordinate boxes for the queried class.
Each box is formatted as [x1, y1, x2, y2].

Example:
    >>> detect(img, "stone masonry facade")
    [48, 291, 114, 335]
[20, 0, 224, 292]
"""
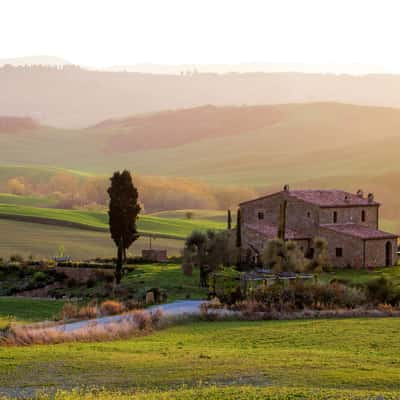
[239, 187, 398, 268]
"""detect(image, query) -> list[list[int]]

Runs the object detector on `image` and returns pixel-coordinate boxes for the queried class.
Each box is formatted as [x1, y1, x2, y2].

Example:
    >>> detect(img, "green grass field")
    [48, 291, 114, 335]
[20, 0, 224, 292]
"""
[321, 266, 400, 286]
[0, 204, 225, 239]
[150, 209, 229, 222]
[123, 263, 206, 301]
[0, 297, 65, 329]
[0, 220, 184, 259]
[0, 318, 399, 398]
[0, 194, 57, 208]
[12, 386, 399, 400]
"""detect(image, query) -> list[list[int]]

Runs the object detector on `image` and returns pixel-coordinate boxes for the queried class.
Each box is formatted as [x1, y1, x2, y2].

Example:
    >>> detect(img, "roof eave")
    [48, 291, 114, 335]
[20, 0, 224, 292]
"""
[320, 203, 380, 208]
[239, 191, 283, 206]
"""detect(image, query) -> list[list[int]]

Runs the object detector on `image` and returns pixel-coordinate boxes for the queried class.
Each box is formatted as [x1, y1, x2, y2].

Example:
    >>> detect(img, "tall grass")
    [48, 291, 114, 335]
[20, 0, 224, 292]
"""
[0, 309, 163, 346]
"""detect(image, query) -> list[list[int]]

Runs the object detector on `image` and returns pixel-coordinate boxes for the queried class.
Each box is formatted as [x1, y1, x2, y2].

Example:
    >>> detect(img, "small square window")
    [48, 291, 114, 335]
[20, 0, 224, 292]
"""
[336, 247, 343, 257]
[257, 212, 264, 220]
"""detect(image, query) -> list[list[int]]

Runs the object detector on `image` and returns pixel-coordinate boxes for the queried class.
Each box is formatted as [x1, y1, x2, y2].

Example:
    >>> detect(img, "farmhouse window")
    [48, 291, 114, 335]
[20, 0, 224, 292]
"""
[361, 210, 366, 222]
[307, 211, 311, 218]
[333, 211, 338, 223]
[257, 212, 264, 220]
[336, 248, 343, 257]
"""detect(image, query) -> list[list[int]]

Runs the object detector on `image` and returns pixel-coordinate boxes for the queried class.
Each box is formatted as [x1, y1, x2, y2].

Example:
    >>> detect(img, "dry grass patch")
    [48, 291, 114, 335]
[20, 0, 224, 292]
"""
[0, 309, 163, 346]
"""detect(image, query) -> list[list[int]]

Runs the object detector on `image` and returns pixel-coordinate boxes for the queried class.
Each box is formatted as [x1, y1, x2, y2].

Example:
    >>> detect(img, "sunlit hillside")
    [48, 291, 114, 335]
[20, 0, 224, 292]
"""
[2, 102, 400, 229]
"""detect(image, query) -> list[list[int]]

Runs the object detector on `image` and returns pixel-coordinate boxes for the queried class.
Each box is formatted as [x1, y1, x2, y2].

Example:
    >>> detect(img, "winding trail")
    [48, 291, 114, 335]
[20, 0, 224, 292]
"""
[56, 300, 204, 333]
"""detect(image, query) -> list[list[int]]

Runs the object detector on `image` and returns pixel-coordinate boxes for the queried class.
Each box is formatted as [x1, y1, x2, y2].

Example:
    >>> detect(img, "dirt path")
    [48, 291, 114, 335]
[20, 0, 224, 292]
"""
[56, 300, 205, 333]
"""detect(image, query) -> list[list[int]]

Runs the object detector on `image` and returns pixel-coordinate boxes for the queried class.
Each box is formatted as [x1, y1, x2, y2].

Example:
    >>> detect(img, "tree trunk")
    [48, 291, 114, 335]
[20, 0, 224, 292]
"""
[115, 237, 124, 284]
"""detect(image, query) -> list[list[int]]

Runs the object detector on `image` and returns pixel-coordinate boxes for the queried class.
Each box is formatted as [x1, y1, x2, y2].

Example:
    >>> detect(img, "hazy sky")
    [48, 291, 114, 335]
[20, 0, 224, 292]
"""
[1, 0, 400, 72]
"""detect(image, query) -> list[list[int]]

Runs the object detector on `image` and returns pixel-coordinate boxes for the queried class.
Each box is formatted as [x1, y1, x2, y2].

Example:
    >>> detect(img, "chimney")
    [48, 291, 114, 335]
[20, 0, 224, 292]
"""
[283, 184, 290, 192]
[356, 189, 364, 198]
[368, 193, 375, 203]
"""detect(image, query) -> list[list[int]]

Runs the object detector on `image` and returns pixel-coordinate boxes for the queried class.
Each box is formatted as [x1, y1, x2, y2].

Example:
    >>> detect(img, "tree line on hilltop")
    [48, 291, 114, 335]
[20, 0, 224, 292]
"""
[2, 171, 258, 213]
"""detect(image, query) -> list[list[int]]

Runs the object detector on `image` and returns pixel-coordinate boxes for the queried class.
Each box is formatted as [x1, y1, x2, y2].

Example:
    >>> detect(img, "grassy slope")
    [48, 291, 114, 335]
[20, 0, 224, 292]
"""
[2, 103, 400, 229]
[0, 164, 92, 183]
[1, 103, 400, 182]
[0, 194, 57, 208]
[321, 266, 400, 286]
[150, 209, 230, 223]
[15, 387, 399, 400]
[0, 297, 64, 329]
[123, 263, 206, 301]
[0, 220, 184, 259]
[0, 318, 399, 396]
[0, 204, 225, 239]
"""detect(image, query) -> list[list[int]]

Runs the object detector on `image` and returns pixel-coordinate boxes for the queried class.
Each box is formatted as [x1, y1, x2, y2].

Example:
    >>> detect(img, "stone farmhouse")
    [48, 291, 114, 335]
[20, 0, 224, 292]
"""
[239, 186, 398, 268]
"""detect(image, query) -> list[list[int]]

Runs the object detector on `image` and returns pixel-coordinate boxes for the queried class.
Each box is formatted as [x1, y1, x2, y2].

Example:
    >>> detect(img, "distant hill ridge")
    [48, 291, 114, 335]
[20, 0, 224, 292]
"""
[0, 117, 39, 134]
[4, 65, 400, 127]
[93, 105, 282, 153]
[0, 56, 70, 66]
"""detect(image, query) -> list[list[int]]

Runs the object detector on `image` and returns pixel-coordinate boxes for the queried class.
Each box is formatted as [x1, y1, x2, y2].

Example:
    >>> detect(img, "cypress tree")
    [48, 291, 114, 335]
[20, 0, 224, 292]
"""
[108, 170, 141, 284]
[227, 209, 232, 230]
[236, 208, 242, 248]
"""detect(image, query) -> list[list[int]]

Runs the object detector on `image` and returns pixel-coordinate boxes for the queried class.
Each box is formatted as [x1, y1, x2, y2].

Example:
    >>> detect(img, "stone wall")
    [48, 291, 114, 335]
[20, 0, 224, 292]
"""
[242, 224, 310, 261]
[319, 205, 378, 229]
[365, 238, 398, 268]
[318, 227, 364, 268]
[240, 191, 320, 235]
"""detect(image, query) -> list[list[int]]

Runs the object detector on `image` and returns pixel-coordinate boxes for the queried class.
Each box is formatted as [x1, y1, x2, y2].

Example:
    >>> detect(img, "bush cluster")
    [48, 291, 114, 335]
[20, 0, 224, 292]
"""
[245, 281, 367, 312]
[0, 264, 66, 296]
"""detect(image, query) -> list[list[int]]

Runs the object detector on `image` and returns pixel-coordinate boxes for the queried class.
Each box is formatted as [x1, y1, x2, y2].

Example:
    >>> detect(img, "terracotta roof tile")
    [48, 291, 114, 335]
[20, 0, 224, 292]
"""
[288, 190, 378, 207]
[240, 189, 379, 207]
[321, 224, 397, 239]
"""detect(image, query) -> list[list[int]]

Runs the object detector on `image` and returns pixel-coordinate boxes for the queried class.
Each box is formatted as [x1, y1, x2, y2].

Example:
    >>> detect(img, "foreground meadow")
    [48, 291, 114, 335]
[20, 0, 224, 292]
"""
[0, 297, 64, 329]
[0, 318, 399, 398]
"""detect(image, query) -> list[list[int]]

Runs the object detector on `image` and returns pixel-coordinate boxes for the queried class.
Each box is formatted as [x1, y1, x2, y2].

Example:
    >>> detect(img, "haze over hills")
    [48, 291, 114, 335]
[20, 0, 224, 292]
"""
[2, 102, 400, 229]
[0, 55, 70, 67]
[106, 62, 386, 75]
[4, 65, 400, 127]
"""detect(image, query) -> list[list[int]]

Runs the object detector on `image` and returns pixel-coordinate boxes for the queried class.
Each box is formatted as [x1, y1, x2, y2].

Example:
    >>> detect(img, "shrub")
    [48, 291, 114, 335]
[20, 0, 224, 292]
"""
[365, 277, 400, 305]
[99, 300, 124, 316]
[9, 254, 23, 263]
[133, 310, 152, 330]
[32, 271, 47, 284]
[341, 286, 367, 308]
[78, 305, 98, 319]
[308, 237, 330, 272]
[262, 239, 305, 273]
[124, 299, 142, 310]
[58, 303, 79, 320]
[247, 281, 367, 312]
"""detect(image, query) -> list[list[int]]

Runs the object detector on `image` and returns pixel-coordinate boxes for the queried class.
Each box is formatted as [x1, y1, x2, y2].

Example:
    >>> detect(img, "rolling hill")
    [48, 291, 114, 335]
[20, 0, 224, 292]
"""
[0, 219, 184, 259]
[5, 65, 400, 127]
[2, 102, 400, 231]
[0, 204, 225, 239]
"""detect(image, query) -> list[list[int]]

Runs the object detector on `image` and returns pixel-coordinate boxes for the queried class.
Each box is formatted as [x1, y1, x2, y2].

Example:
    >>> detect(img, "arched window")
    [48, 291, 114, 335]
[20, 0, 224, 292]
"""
[361, 210, 366, 222]
[333, 211, 338, 223]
